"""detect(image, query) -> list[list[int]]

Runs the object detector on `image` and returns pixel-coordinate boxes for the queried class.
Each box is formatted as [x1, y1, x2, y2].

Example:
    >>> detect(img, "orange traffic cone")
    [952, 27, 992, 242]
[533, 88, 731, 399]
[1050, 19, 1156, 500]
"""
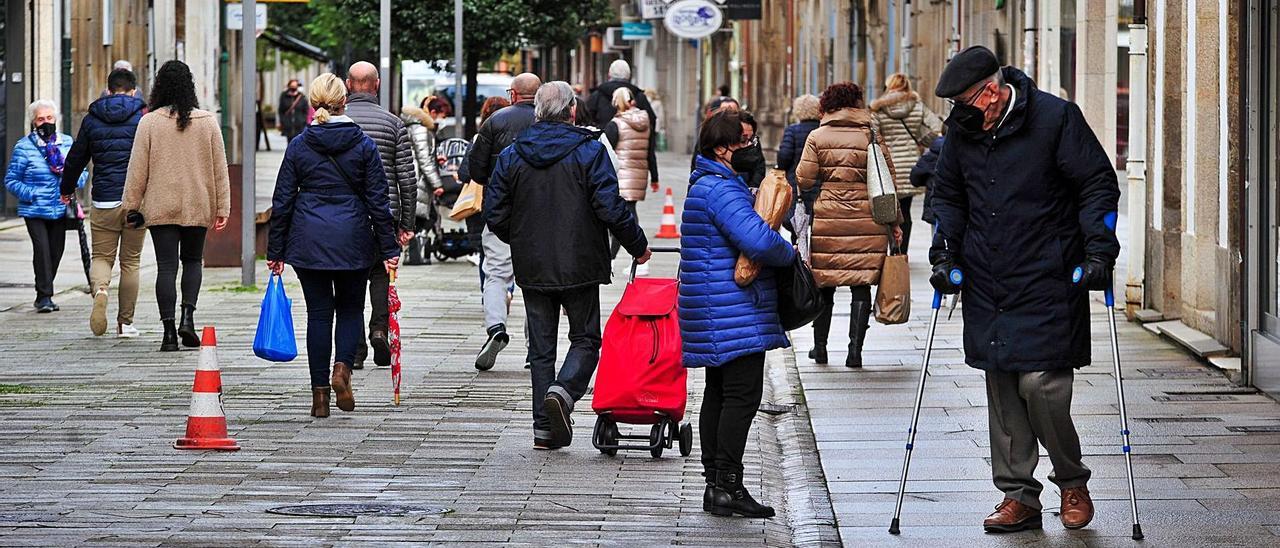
[655, 187, 680, 239]
[175, 327, 240, 451]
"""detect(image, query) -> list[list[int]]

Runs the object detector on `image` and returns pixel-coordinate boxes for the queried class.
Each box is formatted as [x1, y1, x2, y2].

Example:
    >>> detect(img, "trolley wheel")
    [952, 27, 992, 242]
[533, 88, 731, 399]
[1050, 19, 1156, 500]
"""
[679, 423, 693, 457]
[596, 416, 618, 457]
[432, 250, 448, 262]
[650, 422, 665, 458]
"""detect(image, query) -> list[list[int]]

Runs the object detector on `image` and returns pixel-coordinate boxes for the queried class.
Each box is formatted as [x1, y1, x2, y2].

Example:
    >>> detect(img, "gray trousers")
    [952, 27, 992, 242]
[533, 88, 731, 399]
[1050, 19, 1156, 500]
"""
[481, 227, 515, 331]
[985, 369, 1092, 510]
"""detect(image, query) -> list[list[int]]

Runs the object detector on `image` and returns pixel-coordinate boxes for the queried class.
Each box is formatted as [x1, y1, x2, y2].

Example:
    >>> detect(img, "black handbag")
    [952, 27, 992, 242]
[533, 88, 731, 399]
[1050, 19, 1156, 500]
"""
[776, 254, 823, 331]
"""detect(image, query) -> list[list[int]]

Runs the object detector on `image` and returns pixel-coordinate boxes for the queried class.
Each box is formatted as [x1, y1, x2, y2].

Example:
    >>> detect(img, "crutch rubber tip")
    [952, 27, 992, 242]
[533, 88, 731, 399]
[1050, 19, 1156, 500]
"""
[1132, 524, 1144, 540]
[889, 518, 901, 535]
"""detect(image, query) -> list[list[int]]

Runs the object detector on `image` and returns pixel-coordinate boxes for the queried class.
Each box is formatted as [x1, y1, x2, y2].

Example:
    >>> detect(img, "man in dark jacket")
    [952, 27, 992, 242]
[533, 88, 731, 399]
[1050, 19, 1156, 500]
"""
[584, 60, 657, 131]
[344, 61, 416, 368]
[468, 73, 540, 187]
[60, 68, 147, 338]
[929, 46, 1120, 534]
[485, 81, 651, 450]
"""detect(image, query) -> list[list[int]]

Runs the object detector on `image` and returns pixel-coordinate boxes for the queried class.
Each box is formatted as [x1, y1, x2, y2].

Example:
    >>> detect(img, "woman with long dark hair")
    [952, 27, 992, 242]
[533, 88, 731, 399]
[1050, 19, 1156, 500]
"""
[122, 60, 231, 351]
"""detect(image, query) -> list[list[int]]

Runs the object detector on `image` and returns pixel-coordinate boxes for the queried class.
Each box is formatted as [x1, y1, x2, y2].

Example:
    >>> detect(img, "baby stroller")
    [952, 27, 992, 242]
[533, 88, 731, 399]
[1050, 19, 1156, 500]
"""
[411, 137, 481, 263]
[592, 247, 693, 458]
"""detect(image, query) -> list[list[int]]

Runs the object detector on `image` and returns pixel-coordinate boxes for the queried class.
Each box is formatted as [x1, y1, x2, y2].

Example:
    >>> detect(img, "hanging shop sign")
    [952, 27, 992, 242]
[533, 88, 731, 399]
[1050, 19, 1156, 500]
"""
[724, 0, 762, 20]
[622, 21, 655, 40]
[639, 0, 669, 20]
[663, 0, 724, 40]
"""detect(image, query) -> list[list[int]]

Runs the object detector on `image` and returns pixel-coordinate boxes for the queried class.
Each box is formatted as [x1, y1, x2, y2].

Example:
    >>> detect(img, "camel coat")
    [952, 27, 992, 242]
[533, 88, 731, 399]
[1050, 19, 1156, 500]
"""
[796, 108, 897, 288]
[122, 108, 231, 228]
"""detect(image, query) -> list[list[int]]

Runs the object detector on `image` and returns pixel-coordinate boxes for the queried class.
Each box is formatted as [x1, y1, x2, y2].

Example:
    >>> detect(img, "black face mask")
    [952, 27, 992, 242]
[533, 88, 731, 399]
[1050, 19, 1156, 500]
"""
[35, 123, 56, 141]
[948, 103, 985, 133]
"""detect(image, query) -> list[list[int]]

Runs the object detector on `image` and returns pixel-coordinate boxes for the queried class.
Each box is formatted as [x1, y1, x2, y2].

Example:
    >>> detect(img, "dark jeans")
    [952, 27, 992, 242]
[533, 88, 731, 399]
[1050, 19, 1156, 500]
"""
[898, 195, 914, 252]
[524, 285, 602, 439]
[295, 267, 368, 388]
[700, 352, 766, 474]
[609, 200, 639, 260]
[25, 217, 68, 300]
[356, 264, 390, 360]
[812, 285, 872, 346]
[149, 225, 207, 320]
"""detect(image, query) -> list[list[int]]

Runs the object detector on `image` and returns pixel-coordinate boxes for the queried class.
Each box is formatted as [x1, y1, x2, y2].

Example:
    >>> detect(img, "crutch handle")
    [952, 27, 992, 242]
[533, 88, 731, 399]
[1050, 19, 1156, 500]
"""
[1071, 265, 1116, 307]
[930, 269, 963, 309]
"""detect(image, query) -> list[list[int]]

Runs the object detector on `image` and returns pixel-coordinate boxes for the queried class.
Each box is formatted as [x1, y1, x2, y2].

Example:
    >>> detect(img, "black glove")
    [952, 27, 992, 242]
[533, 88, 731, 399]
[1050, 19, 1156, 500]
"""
[929, 256, 962, 295]
[125, 210, 145, 229]
[1079, 255, 1112, 291]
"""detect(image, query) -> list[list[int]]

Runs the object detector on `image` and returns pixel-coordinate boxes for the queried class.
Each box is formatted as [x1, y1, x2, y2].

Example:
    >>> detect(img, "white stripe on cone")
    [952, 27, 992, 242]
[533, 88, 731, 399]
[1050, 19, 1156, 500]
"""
[187, 391, 227, 418]
[197, 345, 219, 371]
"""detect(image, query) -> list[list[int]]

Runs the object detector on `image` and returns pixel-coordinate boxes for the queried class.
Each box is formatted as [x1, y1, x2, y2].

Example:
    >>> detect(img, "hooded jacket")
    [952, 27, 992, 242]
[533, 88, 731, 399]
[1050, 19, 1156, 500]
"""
[604, 108, 658, 201]
[679, 155, 795, 368]
[60, 93, 146, 203]
[929, 66, 1120, 373]
[870, 90, 942, 195]
[268, 121, 399, 270]
[485, 121, 647, 291]
[5, 132, 83, 219]
[401, 106, 443, 219]
[796, 108, 896, 288]
[345, 92, 416, 231]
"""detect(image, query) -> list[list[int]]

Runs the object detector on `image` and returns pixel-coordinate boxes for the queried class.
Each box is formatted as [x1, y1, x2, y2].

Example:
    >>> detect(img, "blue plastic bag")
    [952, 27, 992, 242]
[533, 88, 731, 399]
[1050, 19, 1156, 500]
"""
[253, 273, 298, 362]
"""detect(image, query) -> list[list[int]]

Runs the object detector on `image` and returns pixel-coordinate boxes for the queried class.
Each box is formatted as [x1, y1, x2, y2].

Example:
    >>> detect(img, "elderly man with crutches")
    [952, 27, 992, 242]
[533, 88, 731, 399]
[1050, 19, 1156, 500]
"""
[897, 46, 1132, 536]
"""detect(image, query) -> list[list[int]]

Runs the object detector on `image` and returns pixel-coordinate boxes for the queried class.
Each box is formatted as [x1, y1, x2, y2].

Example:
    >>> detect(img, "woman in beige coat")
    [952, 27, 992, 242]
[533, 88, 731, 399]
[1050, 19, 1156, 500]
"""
[603, 87, 659, 270]
[796, 82, 902, 368]
[870, 73, 942, 251]
[122, 60, 231, 352]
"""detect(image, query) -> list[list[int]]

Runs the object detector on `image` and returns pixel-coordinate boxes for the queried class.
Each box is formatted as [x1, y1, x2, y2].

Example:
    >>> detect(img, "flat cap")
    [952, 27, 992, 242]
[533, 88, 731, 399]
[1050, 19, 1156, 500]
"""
[934, 45, 1000, 98]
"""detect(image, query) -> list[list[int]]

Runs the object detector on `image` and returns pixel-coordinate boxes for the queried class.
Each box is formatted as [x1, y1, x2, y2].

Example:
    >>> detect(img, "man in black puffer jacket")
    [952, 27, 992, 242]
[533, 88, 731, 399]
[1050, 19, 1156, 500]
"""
[485, 81, 650, 451]
[468, 72, 540, 187]
[584, 60, 657, 131]
[344, 61, 416, 368]
[60, 68, 147, 338]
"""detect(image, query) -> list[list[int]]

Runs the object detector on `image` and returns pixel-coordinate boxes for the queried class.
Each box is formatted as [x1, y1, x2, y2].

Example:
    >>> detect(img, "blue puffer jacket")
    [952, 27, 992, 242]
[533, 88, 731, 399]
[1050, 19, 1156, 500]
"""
[5, 132, 84, 219]
[60, 94, 146, 202]
[679, 155, 796, 368]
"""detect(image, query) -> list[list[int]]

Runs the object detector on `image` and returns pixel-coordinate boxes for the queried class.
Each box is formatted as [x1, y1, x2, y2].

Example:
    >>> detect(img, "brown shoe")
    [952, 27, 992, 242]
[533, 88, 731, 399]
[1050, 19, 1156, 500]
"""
[1060, 487, 1094, 529]
[983, 498, 1042, 533]
[331, 362, 355, 412]
[311, 387, 331, 418]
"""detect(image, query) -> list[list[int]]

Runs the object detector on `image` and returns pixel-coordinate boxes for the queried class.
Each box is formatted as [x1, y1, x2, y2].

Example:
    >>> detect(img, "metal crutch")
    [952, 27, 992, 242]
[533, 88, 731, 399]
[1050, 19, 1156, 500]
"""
[1074, 266, 1143, 540]
[889, 268, 962, 535]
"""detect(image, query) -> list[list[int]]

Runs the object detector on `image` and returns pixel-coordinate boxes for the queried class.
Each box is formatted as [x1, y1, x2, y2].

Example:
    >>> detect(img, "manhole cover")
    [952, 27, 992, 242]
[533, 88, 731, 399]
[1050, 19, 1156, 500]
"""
[266, 503, 451, 518]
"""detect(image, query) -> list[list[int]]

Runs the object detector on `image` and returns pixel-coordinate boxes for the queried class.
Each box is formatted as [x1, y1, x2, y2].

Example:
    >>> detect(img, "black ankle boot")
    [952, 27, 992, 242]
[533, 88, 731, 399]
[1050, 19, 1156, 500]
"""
[161, 319, 179, 352]
[177, 305, 199, 348]
[808, 346, 828, 364]
[709, 470, 775, 518]
[703, 467, 717, 512]
[846, 301, 872, 368]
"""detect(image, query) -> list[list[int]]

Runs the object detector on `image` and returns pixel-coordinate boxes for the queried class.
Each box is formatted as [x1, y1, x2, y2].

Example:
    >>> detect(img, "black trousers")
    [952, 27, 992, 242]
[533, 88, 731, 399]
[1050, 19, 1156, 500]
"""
[700, 352, 766, 474]
[524, 285, 602, 439]
[25, 217, 68, 300]
[149, 225, 207, 321]
[812, 285, 872, 346]
[296, 267, 368, 388]
[898, 195, 914, 251]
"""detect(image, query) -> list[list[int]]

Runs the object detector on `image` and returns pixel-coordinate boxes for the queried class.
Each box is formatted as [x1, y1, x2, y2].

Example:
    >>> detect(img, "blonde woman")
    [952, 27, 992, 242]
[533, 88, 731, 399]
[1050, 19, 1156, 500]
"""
[267, 73, 400, 417]
[603, 87, 658, 267]
[870, 73, 942, 250]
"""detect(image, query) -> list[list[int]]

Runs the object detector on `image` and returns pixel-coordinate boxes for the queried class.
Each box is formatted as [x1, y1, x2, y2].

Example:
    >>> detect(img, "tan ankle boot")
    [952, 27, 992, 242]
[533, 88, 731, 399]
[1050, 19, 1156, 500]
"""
[311, 387, 331, 418]
[331, 363, 355, 412]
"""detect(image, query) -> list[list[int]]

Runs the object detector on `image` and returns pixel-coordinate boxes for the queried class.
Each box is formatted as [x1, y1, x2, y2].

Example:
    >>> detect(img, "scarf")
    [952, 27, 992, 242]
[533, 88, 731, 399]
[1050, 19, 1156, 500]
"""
[33, 133, 65, 176]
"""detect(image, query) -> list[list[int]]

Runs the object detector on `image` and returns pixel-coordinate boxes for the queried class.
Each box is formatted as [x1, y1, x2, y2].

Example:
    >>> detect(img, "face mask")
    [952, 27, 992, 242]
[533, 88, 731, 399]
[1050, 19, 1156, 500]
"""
[35, 123, 56, 140]
[948, 102, 985, 133]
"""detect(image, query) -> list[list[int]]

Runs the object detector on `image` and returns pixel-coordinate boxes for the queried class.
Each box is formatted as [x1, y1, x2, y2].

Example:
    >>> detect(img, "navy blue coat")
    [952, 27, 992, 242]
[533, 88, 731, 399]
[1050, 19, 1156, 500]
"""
[268, 121, 399, 271]
[679, 155, 796, 368]
[776, 119, 820, 208]
[60, 94, 146, 202]
[910, 135, 945, 224]
[486, 121, 647, 291]
[929, 67, 1120, 373]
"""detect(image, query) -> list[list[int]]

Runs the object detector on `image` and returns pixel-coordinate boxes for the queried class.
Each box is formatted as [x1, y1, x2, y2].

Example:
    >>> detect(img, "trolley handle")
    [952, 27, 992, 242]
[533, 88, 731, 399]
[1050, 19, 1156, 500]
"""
[629, 246, 682, 283]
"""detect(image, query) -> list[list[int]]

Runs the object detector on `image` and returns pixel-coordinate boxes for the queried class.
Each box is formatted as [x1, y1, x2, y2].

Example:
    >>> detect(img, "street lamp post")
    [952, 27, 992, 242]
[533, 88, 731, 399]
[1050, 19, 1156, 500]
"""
[241, 0, 257, 287]
[454, 0, 463, 137]
[380, 0, 390, 109]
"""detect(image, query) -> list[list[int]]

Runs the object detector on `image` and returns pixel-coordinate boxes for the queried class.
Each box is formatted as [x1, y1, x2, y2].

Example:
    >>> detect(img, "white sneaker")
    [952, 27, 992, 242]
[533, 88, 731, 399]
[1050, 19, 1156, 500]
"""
[466, 254, 481, 266]
[117, 323, 140, 338]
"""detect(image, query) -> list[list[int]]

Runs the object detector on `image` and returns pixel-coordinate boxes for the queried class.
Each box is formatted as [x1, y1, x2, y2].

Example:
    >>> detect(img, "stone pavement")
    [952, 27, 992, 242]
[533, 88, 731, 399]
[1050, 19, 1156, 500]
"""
[792, 204, 1280, 546]
[0, 151, 836, 546]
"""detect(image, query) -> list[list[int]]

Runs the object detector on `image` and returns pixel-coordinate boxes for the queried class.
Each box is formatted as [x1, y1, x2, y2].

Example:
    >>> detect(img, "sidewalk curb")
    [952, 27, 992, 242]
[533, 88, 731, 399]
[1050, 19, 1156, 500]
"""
[763, 347, 843, 547]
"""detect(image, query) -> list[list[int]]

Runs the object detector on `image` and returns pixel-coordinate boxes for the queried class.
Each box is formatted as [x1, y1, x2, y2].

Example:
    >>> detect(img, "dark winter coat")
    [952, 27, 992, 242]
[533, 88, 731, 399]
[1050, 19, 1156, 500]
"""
[277, 90, 309, 140]
[910, 135, 945, 224]
[679, 155, 795, 368]
[586, 79, 657, 131]
[468, 101, 536, 186]
[268, 121, 399, 271]
[345, 93, 416, 232]
[776, 119, 820, 210]
[485, 121, 647, 291]
[60, 94, 146, 202]
[5, 132, 83, 219]
[929, 66, 1120, 373]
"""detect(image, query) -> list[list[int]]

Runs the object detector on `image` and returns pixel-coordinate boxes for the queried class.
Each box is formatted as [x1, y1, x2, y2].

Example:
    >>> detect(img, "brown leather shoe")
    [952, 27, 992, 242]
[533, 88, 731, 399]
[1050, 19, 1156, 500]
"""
[311, 387, 331, 418]
[1060, 487, 1094, 529]
[983, 498, 1042, 533]
[331, 362, 355, 412]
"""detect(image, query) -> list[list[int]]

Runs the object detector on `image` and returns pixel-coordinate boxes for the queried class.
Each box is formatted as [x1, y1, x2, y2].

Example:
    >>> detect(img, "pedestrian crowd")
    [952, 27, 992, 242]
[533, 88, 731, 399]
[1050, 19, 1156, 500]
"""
[5, 47, 1119, 530]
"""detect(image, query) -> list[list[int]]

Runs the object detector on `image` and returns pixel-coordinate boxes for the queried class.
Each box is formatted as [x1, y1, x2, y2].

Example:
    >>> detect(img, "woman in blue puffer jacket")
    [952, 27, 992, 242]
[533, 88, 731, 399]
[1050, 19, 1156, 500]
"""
[679, 109, 795, 520]
[4, 100, 86, 312]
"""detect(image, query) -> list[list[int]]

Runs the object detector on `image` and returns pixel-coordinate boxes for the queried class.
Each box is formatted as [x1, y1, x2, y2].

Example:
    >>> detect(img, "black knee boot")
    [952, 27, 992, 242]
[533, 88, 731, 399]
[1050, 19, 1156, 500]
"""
[809, 290, 834, 364]
[709, 469, 775, 518]
[846, 301, 871, 368]
[161, 319, 179, 352]
[178, 304, 199, 348]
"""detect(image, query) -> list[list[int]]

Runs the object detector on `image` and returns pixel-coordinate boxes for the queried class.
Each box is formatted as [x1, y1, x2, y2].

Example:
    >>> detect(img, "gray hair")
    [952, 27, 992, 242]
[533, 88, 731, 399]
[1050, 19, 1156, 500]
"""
[27, 100, 58, 125]
[608, 59, 631, 81]
[113, 59, 133, 72]
[534, 81, 576, 123]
